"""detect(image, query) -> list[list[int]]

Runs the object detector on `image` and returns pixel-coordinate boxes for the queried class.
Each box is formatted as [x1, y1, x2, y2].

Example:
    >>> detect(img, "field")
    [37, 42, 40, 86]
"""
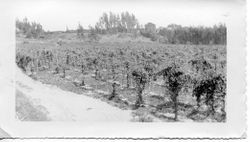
[16, 32, 226, 122]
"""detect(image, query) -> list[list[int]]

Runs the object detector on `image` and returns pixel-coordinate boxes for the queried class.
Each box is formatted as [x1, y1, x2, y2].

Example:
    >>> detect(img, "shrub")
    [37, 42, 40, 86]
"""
[155, 63, 187, 121]
[131, 70, 148, 109]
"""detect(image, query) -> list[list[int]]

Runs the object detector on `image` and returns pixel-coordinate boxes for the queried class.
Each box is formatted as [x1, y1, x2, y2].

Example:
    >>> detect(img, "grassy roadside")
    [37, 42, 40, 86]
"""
[16, 89, 50, 121]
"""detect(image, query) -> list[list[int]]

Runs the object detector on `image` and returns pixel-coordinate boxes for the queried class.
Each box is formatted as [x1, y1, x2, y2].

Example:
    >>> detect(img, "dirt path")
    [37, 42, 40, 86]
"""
[15, 67, 132, 121]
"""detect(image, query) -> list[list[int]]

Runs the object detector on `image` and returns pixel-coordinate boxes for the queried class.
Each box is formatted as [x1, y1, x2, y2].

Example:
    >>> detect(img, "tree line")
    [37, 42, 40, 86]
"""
[16, 18, 44, 38]
[16, 12, 226, 45]
[87, 11, 226, 45]
[157, 24, 226, 45]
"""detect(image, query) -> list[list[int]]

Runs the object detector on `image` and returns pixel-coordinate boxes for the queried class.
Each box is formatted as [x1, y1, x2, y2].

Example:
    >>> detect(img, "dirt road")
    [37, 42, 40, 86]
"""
[15, 67, 132, 121]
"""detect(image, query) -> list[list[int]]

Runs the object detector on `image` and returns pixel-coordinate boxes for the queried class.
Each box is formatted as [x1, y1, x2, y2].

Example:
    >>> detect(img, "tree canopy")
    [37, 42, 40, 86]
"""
[16, 17, 44, 38]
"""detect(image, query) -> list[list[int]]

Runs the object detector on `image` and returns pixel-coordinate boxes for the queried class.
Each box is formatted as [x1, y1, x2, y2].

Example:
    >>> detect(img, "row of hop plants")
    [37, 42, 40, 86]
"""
[16, 46, 226, 122]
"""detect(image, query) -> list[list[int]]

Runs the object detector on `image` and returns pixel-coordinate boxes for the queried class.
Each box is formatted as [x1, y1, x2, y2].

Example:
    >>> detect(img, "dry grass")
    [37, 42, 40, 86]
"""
[16, 89, 50, 121]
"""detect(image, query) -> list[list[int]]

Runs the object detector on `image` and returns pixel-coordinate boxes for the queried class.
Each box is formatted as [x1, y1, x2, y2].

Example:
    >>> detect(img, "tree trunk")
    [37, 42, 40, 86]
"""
[36, 59, 39, 72]
[38, 60, 41, 68]
[210, 96, 215, 116]
[81, 64, 84, 73]
[197, 95, 201, 108]
[55, 66, 59, 74]
[66, 55, 70, 65]
[95, 68, 98, 80]
[214, 62, 217, 72]
[80, 79, 85, 86]
[126, 73, 130, 88]
[109, 82, 116, 100]
[62, 68, 65, 78]
[148, 76, 152, 90]
[173, 92, 178, 121]
[47, 57, 51, 69]
[135, 89, 144, 109]
[168, 89, 179, 121]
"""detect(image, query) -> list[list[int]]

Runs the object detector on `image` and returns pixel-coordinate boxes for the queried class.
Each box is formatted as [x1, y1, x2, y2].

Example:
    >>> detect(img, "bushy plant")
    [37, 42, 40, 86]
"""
[131, 69, 148, 109]
[156, 63, 187, 121]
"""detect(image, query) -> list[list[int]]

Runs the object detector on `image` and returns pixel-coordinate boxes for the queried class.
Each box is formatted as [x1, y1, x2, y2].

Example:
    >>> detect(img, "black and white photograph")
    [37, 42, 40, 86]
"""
[0, 0, 246, 139]
[14, 0, 228, 123]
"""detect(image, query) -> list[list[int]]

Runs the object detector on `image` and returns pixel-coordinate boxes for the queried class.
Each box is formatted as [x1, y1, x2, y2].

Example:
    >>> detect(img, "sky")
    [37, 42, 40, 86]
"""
[11, 0, 242, 31]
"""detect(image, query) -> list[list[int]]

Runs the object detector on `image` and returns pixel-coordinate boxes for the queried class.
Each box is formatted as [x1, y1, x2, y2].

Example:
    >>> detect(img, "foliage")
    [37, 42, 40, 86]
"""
[131, 69, 149, 109]
[107, 52, 120, 100]
[16, 36, 226, 122]
[158, 24, 226, 45]
[94, 11, 139, 34]
[88, 26, 100, 42]
[140, 22, 158, 41]
[93, 12, 226, 45]
[193, 74, 226, 111]
[155, 63, 187, 121]
[16, 18, 44, 38]
[76, 23, 85, 39]
[16, 53, 32, 72]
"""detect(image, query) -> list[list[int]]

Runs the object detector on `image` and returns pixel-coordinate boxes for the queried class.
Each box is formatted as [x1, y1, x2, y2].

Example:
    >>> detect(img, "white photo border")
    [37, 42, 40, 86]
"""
[0, 0, 246, 139]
